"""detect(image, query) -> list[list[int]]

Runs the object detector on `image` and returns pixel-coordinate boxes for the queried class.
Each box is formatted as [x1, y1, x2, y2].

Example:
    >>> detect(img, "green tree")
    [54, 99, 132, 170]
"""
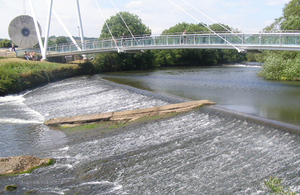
[0, 39, 12, 48]
[209, 23, 231, 32]
[280, 0, 300, 30]
[93, 12, 154, 71]
[34, 38, 55, 48]
[258, 0, 300, 80]
[263, 0, 300, 31]
[100, 11, 151, 39]
[156, 22, 245, 66]
[55, 36, 68, 44]
[162, 22, 208, 35]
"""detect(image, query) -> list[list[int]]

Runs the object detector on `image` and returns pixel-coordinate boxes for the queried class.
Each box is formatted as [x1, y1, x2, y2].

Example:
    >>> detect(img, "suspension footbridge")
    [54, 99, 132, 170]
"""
[16, 0, 300, 59]
[46, 31, 300, 57]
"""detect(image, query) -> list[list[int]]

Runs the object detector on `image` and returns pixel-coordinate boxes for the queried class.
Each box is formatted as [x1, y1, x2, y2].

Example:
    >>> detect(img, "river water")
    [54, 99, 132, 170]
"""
[1, 64, 300, 194]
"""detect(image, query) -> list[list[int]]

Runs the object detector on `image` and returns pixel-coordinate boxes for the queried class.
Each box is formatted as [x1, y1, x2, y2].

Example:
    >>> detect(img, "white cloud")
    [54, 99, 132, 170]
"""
[266, 0, 289, 6]
[125, 1, 142, 9]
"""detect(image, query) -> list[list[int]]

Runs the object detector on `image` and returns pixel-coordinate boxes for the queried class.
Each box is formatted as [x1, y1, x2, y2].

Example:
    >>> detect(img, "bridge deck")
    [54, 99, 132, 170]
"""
[46, 32, 300, 57]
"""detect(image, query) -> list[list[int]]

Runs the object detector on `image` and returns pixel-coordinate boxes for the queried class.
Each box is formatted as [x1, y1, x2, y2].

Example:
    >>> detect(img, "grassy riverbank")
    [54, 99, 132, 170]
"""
[0, 58, 94, 96]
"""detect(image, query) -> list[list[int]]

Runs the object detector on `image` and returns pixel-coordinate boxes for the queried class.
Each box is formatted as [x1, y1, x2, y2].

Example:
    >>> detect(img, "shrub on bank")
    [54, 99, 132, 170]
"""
[258, 52, 300, 81]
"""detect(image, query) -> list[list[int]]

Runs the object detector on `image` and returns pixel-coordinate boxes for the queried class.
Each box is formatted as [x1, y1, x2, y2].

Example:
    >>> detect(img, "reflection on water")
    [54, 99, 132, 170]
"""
[100, 65, 300, 127]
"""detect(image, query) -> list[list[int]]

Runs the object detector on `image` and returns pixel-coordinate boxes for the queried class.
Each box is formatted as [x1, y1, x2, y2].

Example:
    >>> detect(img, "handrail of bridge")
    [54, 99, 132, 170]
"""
[47, 32, 300, 55]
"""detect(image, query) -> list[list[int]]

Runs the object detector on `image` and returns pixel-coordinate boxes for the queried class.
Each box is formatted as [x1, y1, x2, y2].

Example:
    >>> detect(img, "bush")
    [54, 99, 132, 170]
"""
[258, 52, 300, 81]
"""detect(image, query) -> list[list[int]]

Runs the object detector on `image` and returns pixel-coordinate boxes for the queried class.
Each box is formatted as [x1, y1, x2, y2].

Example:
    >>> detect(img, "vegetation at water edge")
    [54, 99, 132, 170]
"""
[257, 0, 300, 81]
[5, 184, 17, 191]
[0, 58, 84, 96]
[264, 177, 297, 195]
[257, 51, 300, 80]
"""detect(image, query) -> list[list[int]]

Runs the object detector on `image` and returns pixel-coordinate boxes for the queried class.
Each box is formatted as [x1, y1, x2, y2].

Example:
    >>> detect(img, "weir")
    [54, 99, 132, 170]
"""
[1, 68, 300, 194]
[201, 105, 300, 135]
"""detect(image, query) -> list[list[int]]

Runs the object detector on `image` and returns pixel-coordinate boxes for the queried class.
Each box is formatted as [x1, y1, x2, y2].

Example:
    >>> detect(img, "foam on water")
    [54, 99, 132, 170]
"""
[0, 118, 43, 124]
[0, 92, 45, 124]
[223, 64, 262, 68]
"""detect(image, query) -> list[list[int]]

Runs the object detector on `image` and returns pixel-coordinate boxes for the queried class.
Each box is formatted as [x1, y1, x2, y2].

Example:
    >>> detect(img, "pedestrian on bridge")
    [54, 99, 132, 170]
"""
[182, 30, 187, 44]
[122, 33, 126, 47]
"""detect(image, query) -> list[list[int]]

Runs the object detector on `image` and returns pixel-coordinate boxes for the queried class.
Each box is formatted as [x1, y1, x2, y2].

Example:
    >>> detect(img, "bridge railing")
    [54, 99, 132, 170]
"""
[47, 32, 300, 55]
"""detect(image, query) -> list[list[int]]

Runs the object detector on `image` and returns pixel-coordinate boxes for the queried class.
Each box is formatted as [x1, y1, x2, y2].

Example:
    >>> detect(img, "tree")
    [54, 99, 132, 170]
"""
[100, 11, 151, 39]
[55, 36, 68, 44]
[33, 38, 55, 48]
[0, 39, 12, 48]
[156, 22, 245, 66]
[162, 22, 208, 35]
[257, 0, 300, 80]
[263, 0, 300, 31]
[281, 0, 300, 30]
[93, 12, 155, 71]
[209, 23, 231, 32]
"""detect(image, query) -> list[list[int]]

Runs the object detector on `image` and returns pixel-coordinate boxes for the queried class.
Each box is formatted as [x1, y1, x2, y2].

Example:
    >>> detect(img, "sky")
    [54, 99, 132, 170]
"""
[0, 0, 291, 39]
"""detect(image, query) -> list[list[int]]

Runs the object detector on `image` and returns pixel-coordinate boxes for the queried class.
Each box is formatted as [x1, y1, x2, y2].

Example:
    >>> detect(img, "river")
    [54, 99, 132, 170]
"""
[0, 63, 300, 194]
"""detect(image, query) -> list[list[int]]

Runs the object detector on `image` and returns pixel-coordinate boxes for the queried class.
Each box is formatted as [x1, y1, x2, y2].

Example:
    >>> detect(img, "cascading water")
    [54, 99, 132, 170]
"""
[1, 66, 300, 194]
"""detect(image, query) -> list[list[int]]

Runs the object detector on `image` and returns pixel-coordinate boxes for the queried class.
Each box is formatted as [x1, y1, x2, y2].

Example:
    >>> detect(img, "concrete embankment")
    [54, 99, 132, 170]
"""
[44, 100, 215, 126]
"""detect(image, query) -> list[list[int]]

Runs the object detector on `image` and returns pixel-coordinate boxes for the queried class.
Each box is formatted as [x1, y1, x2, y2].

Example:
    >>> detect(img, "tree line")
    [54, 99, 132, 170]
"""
[92, 11, 247, 72]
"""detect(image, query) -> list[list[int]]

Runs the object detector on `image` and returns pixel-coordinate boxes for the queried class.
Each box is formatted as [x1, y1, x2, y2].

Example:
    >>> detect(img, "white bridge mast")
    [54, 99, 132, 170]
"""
[29, 0, 86, 60]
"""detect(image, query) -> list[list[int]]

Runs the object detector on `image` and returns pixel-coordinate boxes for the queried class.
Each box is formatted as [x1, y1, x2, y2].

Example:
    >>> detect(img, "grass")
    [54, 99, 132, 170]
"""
[0, 58, 78, 75]
[0, 58, 82, 96]
[60, 121, 131, 133]
[61, 121, 120, 133]
[59, 112, 180, 133]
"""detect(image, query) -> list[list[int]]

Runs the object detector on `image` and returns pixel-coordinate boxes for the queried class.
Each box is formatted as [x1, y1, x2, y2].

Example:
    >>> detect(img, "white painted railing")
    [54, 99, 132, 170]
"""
[46, 32, 300, 56]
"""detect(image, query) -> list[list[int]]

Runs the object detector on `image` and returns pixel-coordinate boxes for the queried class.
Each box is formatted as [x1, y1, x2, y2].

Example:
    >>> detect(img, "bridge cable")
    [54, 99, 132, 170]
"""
[180, 0, 246, 43]
[109, 0, 139, 45]
[44, 0, 82, 51]
[167, 0, 243, 52]
[95, 0, 121, 52]
[23, 0, 26, 15]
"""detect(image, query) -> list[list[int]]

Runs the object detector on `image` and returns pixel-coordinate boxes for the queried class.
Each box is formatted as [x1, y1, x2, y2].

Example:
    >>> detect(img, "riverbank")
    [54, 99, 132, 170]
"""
[0, 58, 96, 96]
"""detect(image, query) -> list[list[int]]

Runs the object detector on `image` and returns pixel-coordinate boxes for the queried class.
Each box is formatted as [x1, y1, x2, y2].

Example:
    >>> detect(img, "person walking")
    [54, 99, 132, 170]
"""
[122, 33, 126, 47]
[11, 43, 15, 52]
[182, 30, 187, 44]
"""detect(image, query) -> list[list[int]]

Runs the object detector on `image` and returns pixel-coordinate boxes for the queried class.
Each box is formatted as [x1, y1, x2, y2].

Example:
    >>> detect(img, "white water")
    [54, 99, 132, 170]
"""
[0, 72, 300, 194]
